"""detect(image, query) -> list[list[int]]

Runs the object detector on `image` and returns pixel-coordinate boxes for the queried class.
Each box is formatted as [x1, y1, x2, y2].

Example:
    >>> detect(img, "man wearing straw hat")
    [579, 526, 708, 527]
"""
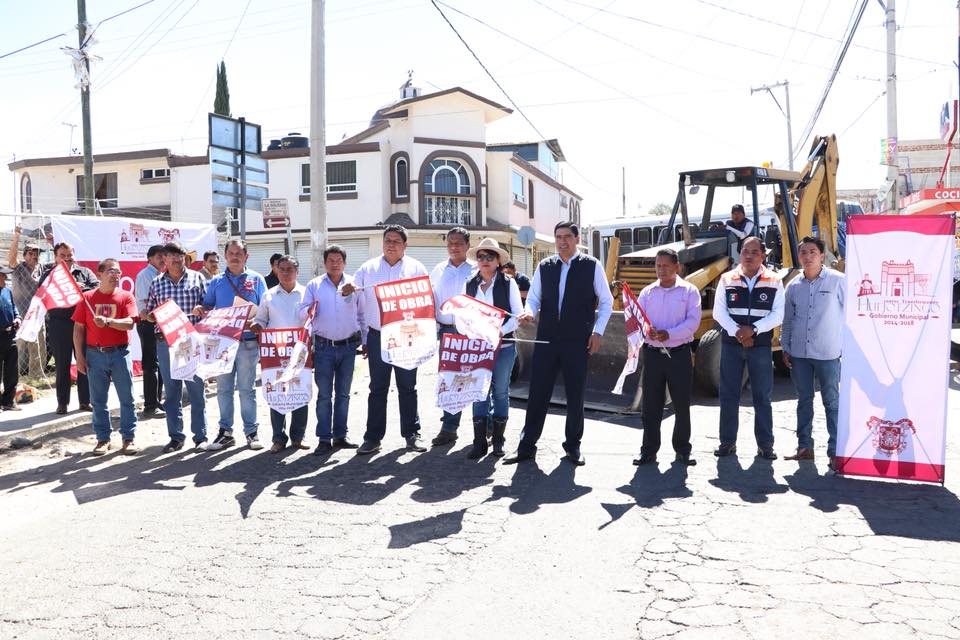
[505, 221, 613, 466]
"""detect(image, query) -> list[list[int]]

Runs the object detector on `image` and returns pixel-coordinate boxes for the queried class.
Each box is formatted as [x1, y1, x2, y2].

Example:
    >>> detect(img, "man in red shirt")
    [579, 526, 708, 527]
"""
[73, 258, 139, 456]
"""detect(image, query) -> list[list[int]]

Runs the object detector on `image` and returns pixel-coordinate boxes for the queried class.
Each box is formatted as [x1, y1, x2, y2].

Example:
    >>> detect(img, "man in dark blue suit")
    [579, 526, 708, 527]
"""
[504, 222, 614, 466]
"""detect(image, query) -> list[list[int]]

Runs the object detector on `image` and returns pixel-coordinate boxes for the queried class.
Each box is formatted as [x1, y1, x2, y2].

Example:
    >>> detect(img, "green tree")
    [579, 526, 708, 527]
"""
[647, 202, 672, 217]
[214, 61, 230, 117]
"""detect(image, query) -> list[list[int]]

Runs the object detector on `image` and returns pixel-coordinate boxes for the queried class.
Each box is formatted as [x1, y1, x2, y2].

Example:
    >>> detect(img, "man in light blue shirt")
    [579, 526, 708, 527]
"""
[781, 235, 845, 468]
[299, 245, 363, 455]
[429, 227, 475, 446]
[194, 239, 267, 451]
[135, 244, 166, 419]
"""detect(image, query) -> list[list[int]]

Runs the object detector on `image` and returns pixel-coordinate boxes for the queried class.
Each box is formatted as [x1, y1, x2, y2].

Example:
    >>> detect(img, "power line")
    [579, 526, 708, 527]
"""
[839, 89, 885, 136]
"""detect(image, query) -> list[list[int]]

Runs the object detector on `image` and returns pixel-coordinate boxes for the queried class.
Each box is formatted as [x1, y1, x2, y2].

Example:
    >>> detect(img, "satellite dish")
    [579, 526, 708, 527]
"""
[517, 225, 536, 247]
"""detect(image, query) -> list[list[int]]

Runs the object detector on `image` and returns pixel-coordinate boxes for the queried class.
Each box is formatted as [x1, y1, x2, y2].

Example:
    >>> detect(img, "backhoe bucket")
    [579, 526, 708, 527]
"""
[509, 311, 645, 414]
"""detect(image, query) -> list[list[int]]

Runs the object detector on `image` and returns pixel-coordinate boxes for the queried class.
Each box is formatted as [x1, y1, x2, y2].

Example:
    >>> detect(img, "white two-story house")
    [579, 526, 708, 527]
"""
[8, 83, 584, 276]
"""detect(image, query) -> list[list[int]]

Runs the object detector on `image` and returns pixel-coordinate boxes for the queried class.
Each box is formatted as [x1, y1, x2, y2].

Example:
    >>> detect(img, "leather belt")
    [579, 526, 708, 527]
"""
[642, 343, 690, 352]
[314, 332, 360, 347]
[89, 345, 127, 353]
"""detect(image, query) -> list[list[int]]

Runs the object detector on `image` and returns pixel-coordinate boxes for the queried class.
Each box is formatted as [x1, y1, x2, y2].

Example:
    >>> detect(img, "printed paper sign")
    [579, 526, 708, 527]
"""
[439, 294, 506, 348]
[375, 275, 436, 370]
[15, 263, 84, 342]
[612, 282, 651, 395]
[259, 328, 313, 414]
[435, 333, 497, 414]
[837, 214, 955, 483]
[195, 305, 249, 380]
[153, 300, 200, 380]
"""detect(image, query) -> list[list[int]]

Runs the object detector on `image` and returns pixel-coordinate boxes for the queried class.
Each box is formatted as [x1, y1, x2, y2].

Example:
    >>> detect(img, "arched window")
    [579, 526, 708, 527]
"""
[424, 159, 471, 195]
[20, 173, 32, 212]
[419, 154, 480, 226]
[394, 157, 409, 198]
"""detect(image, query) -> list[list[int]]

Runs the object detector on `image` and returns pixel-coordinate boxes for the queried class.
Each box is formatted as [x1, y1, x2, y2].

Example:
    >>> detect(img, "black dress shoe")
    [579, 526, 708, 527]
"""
[405, 435, 427, 452]
[332, 437, 358, 449]
[430, 431, 458, 446]
[563, 449, 586, 466]
[714, 444, 737, 457]
[756, 447, 778, 461]
[78, 403, 93, 412]
[502, 450, 535, 464]
[633, 453, 657, 466]
[56, 405, 68, 415]
[313, 441, 334, 456]
[675, 453, 697, 466]
[356, 440, 381, 456]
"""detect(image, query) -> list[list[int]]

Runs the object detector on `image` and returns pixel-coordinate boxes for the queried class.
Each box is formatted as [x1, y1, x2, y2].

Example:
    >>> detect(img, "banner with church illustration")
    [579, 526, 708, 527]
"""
[435, 333, 496, 414]
[259, 328, 313, 414]
[836, 214, 955, 483]
[194, 305, 249, 380]
[374, 275, 436, 370]
[50, 216, 217, 368]
[153, 300, 200, 381]
[439, 294, 506, 348]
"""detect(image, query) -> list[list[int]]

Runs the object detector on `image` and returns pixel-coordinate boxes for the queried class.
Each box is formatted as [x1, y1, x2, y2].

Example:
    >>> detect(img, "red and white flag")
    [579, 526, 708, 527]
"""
[439, 294, 506, 348]
[612, 282, 651, 395]
[16, 263, 84, 343]
[435, 333, 497, 414]
[375, 275, 436, 370]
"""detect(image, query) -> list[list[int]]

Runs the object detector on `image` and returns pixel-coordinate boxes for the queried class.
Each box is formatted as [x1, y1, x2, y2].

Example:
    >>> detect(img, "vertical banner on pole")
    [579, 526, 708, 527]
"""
[837, 214, 956, 483]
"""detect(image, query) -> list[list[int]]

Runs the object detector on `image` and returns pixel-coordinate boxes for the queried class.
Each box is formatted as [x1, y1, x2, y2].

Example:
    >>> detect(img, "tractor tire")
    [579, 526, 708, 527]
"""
[694, 328, 723, 395]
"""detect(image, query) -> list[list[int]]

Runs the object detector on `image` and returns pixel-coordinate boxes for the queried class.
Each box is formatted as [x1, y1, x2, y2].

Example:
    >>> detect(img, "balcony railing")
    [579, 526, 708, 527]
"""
[425, 196, 472, 226]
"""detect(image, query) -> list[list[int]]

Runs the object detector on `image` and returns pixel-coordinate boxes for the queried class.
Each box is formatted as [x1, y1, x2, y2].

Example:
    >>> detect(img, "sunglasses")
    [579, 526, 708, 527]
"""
[476, 253, 499, 262]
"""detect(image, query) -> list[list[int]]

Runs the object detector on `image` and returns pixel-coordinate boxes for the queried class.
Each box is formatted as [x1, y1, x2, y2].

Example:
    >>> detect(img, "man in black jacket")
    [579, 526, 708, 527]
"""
[504, 222, 613, 466]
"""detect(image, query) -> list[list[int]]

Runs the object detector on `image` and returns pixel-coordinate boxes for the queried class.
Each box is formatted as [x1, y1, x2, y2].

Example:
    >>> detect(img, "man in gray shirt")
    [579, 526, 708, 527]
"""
[780, 236, 845, 470]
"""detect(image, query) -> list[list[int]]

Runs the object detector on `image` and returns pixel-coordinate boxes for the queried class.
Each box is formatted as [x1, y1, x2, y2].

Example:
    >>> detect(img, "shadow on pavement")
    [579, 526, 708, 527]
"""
[599, 462, 693, 530]
[486, 458, 591, 515]
[784, 463, 960, 542]
[388, 508, 466, 548]
[709, 456, 789, 504]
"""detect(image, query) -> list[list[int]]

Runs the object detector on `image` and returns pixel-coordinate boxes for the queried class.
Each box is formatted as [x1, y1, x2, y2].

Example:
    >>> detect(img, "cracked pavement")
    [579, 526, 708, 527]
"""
[1, 365, 959, 639]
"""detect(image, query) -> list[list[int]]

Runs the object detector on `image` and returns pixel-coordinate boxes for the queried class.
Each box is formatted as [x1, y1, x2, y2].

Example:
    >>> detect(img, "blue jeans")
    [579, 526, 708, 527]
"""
[86, 347, 136, 442]
[363, 329, 420, 443]
[718, 342, 774, 449]
[216, 340, 259, 436]
[271, 406, 308, 445]
[790, 356, 840, 457]
[157, 340, 207, 444]
[472, 343, 516, 422]
[438, 326, 462, 433]
[313, 341, 357, 441]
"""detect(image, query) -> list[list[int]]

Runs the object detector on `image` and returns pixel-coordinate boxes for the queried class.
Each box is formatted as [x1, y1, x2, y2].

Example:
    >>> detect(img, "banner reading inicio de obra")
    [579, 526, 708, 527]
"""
[435, 333, 497, 414]
[16, 263, 84, 343]
[439, 294, 506, 348]
[154, 300, 200, 381]
[195, 305, 249, 380]
[375, 275, 436, 370]
[259, 327, 313, 414]
[837, 214, 956, 483]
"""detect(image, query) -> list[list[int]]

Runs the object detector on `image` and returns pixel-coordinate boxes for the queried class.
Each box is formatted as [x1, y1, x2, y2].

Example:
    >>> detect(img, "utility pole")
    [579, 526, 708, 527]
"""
[621, 166, 625, 217]
[77, 0, 95, 214]
[885, 0, 899, 213]
[750, 80, 794, 170]
[309, 0, 327, 277]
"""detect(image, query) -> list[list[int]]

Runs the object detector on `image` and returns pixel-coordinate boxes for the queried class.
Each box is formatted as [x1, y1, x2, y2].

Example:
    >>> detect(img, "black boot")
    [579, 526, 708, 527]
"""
[467, 417, 488, 459]
[491, 416, 507, 457]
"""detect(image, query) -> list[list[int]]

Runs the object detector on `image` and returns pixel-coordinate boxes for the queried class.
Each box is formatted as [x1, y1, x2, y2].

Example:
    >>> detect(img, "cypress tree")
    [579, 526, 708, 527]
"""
[214, 61, 230, 117]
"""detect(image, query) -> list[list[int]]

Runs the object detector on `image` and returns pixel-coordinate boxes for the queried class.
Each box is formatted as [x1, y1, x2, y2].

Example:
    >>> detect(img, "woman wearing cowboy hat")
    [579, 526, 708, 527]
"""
[462, 238, 523, 459]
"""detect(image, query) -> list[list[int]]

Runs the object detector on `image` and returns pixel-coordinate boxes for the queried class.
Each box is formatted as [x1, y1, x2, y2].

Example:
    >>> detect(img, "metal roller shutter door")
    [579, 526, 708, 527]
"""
[404, 245, 450, 272]
[295, 238, 370, 276]
[244, 241, 285, 278]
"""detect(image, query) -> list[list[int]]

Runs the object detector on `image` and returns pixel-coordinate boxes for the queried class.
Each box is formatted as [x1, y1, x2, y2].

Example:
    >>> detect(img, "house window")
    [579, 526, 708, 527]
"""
[141, 168, 169, 180]
[394, 157, 409, 198]
[560, 194, 568, 208]
[75, 172, 118, 209]
[511, 171, 525, 204]
[301, 161, 358, 195]
[424, 158, 473, 225]
[20, 173, 31, 212]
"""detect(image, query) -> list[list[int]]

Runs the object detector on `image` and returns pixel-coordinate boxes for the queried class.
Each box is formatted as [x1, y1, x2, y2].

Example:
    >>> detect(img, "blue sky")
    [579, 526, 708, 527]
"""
[1, 0, 956, 226]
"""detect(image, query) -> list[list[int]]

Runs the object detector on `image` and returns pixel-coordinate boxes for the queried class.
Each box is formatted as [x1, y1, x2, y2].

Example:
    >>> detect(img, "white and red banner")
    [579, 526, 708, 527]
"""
[259, 328, 313, 414]
[154, 300, 200, 380]
[837, 214, 956, 483]
[435, 333, 497, 414]
[15, 263, 85, 343]
[612, 282, 651, 395]
[375, 275, 436, 370]
[50, 217, 217, 366]
[195, 305, 249, 379]
[439, 294, 506, 348]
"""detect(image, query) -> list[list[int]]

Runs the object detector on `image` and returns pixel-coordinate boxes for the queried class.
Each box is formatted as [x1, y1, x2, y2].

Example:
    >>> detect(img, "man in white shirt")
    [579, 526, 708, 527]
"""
[429, 227, 475, 447]
[344, 225, 429, 456]
[251, 255, 308, 453]
[504, 221, 614, 466]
